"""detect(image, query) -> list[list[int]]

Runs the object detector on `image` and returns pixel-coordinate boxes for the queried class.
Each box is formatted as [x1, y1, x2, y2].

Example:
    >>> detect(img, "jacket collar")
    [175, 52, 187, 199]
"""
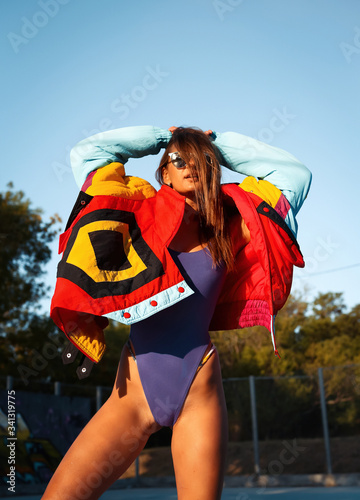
[153, 185, 187, 246]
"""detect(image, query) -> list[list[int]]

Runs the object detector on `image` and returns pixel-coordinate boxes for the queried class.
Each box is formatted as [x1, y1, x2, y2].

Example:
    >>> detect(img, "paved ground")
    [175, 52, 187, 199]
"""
[7, 487, 360, 499]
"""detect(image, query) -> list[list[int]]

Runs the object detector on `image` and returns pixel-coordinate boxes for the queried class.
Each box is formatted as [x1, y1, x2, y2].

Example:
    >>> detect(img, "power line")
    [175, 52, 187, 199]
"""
[296, 263, 360, 278]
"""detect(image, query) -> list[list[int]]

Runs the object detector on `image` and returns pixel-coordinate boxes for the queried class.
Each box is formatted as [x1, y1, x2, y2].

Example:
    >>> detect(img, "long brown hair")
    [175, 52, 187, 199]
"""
[155, 127, 234, 269]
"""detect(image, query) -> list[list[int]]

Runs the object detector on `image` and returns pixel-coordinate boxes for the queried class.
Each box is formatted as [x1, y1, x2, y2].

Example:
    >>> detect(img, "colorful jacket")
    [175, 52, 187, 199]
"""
[50, 126, 312, 377]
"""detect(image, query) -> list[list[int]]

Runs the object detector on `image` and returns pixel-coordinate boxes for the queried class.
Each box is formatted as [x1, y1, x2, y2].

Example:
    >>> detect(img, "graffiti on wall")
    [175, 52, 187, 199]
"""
[0, 390, 92, 485]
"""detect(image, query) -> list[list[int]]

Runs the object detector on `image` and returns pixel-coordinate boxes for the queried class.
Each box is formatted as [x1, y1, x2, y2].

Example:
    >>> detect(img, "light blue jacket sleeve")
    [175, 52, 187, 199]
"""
[70, 126, 172, 188]
[212, 131, 312, 216]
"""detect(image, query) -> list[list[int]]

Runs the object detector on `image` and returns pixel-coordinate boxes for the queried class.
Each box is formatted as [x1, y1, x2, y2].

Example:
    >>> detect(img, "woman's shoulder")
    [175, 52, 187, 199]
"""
[82, 163, 158, 200]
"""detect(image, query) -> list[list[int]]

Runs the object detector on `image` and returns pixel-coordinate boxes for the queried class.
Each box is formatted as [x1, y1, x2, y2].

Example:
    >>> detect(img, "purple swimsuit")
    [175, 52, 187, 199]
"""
[129, 247, 226, 427]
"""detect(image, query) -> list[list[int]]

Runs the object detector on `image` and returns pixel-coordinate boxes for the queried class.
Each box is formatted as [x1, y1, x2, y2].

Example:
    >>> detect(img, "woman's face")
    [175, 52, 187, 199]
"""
[162, 145, 199, 199]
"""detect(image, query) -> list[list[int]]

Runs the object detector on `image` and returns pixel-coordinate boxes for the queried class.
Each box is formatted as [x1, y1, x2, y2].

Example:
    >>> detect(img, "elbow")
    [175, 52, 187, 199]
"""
[298, 163, 312, 196]
[69, 142, 92, 188]
[70, 145, 77, 169]
[288, 159, 312, 193]
[290, 163, 312, 213]
[70, 141, 89, 170]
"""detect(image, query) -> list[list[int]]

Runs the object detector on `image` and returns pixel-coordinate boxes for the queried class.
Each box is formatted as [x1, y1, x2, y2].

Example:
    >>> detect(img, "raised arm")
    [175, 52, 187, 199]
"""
[211, 131, 312, 217]
[70, 126, 172, 188]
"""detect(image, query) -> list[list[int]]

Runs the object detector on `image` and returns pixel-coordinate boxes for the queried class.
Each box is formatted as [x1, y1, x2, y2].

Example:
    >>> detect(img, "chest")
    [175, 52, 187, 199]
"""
[168, 213, 205, 253]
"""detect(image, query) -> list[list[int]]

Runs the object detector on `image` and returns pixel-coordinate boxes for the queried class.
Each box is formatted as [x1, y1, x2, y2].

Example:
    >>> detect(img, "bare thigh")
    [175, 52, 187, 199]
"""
[42, 346, 160, 500]
[171, 349, 228, 500]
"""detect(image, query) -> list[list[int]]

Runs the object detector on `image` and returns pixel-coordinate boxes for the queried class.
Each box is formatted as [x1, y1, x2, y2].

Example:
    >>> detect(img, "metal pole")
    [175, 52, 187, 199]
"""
[6, 376, 14, 391]
[249, 375, 260, 475]
[318, 367, 332, 475]
[135, 456, 140, 483]
[96, 386, 103, 411]
[54, 381, 61, 396]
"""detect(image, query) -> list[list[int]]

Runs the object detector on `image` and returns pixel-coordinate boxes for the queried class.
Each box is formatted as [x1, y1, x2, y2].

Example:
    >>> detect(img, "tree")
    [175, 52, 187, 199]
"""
[0, 183, 61, 322]
[0, 184, 61, 378]
[312, 292, 346, 320]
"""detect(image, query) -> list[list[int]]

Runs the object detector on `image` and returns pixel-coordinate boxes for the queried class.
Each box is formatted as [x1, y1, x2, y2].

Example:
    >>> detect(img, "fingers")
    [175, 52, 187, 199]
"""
[168, 127, 213, 136]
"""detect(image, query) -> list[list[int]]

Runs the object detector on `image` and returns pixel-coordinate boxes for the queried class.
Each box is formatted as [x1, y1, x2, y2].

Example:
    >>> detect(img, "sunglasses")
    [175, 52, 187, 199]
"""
[168, 152, 187, 169]
[168, 152, 213, 170]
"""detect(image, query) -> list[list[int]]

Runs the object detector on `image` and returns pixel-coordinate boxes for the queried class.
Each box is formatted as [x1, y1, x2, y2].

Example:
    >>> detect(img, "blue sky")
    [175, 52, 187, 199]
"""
[1, 0, 360, 312]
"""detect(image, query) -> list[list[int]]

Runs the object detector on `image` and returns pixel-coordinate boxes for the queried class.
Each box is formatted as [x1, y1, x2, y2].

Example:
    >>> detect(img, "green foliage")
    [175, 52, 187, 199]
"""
[212, 290, 360, 439]
[212, 290, 360, 378]
[0, 183, 61, 322]
[0, 183, 61, 379]
[312, 292, 346, 319]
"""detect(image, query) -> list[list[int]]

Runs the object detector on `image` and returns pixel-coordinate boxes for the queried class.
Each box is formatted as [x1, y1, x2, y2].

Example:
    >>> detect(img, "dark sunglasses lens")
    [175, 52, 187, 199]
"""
[205, 153, 213, 165]
[173, 158, 186, 169]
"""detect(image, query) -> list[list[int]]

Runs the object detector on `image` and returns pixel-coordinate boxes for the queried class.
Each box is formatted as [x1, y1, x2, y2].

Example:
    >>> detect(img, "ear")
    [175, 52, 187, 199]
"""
[162, 166, 170, 185]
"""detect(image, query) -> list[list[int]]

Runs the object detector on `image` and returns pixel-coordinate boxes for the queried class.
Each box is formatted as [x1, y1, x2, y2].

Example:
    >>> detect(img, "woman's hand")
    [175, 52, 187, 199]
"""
[168, 127, 213, 136]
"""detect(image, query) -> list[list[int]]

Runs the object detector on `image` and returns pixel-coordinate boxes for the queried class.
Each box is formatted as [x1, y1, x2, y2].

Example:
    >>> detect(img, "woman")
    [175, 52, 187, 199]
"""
[45, 125, 311, 499]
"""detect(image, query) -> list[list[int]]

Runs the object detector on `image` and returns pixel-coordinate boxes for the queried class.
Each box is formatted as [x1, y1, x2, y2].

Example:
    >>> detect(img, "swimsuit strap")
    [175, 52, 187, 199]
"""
[126, 340, 137, 363]
[196, 343, 216, 373]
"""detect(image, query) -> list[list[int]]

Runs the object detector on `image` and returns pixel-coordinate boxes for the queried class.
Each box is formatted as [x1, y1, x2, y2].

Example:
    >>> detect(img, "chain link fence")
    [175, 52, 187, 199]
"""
[1, 363, 360, 484]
